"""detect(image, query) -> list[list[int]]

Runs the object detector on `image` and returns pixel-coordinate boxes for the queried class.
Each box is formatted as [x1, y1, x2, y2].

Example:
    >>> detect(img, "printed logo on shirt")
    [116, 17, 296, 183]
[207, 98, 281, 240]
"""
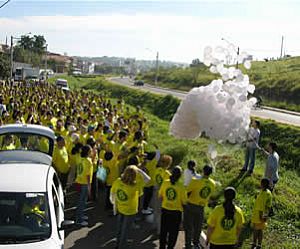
[199, 186, 211, 199]
[77, 163, 83, 175]
[156, 174, 163, 185]
[221, 217, 235, 231]
[166, 187, 177, 201]
[117, 189, 128, 201]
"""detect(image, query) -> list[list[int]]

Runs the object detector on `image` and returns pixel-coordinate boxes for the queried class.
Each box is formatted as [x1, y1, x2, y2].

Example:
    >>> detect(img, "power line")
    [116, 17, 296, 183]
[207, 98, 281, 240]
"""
[0, 0, 11, 9]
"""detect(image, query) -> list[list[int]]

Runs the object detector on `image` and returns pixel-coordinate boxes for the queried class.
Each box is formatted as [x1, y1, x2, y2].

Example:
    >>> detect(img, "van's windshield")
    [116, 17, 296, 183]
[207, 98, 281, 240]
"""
[0, 192, 51, 244]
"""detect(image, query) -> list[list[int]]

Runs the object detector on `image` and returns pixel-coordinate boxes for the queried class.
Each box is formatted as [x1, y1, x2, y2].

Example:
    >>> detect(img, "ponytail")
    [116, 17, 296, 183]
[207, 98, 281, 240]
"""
[170, 166, 182, 185]
[223, 187, 236, 220]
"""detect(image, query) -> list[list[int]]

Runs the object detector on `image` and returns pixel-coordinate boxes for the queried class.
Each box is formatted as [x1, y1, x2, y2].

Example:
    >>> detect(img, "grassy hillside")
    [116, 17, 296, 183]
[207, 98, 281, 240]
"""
[53, 75, 300, 248]
[138, 56, 300, 112]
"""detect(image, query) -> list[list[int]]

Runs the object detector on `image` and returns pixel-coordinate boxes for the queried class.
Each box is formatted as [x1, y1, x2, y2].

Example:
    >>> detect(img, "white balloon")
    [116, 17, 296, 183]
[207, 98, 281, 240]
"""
[204, 46, 213, 55]
[204, 58, 212, 67]
[222, 74, 230, 81]
[244, 60, 251, 69]
[247, 84, 255, 94]
[211, 150, 218, 159]
[209, 66, 218, 74]
[239, 94, 247, 102]
[170, 43, 254, 143]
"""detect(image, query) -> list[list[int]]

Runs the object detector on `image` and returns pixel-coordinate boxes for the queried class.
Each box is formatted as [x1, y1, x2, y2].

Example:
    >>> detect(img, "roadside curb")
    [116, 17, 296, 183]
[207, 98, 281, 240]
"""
[262, 106, 300, 117]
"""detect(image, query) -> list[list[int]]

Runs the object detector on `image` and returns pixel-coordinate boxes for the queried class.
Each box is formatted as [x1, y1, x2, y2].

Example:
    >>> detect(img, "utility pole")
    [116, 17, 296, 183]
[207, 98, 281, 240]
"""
[155, 51, 159, 85]
[10, 36, 13, 80]
[280, 35, 284, 59]
[45, 44, 48, 80]
[236, 46, 240, 69]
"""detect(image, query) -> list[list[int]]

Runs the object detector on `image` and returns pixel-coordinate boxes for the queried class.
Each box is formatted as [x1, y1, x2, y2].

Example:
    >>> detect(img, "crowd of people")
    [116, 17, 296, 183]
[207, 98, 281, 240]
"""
[0, 81, 279, 249]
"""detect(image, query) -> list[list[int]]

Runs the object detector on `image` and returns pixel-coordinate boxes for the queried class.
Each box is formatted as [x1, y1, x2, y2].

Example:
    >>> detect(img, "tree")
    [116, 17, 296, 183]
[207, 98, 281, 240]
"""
[18, 35, 33, 50]
[14, 34, 46, 66]
[190, 58, 204, 85]
[0, 53, 10, 79]
[32, 35, 46, 54]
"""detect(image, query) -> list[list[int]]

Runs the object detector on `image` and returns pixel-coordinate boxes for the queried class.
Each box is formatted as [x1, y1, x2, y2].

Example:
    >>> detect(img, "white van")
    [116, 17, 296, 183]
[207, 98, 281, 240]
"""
[55, 79, 69, 90]
[0, 124, 73, 249]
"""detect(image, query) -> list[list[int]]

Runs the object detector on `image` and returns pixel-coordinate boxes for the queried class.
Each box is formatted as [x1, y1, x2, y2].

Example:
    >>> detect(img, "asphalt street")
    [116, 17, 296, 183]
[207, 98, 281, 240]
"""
[64, 187, 185, 249]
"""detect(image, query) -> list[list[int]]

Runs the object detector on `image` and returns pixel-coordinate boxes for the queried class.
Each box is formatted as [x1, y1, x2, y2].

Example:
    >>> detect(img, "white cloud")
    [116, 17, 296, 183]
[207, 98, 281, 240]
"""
[0, 13, 299, 62]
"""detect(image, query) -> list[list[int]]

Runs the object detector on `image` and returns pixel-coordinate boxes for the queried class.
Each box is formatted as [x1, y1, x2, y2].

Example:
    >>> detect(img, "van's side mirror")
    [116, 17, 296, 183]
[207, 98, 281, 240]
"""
[59, 220, 75, 230]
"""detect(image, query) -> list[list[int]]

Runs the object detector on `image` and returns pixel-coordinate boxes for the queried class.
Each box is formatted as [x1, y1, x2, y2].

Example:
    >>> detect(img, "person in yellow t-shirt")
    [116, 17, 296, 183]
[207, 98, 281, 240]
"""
[54, 119, 68, 137]
[52, 136, 70, 190]
[153, 154, 172, 234]
[75, 145, 93, 227]
[87, 137, 99, 201]
[159, 166, 187, 249]
[154, 155, 172, 188]
[1, 134, 15, 150]
[141, 149, 160, 215]
[184, 165, 216, 249]
[69, 143, 83, 183]
[116, 131, 129, 172]
[103, 151, 119, 210]
[206, 187, 245, 249]
[251, 178, 272, 249]
[111, 165, 150, 249]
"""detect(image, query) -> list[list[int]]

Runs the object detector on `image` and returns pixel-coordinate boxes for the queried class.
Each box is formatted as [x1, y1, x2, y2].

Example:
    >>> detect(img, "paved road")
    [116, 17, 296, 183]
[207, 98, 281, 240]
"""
[109, 77, 300, 127]
[64, 187, 185, 249]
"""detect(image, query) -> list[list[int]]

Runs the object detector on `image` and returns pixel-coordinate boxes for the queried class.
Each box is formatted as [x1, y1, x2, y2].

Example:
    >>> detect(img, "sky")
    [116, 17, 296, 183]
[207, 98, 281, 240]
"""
[1, 0, 300, 63]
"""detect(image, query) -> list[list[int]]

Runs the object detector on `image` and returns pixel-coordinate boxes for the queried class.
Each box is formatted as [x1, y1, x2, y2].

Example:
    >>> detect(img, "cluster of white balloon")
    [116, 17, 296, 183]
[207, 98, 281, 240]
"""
[170, 44, 257, 144]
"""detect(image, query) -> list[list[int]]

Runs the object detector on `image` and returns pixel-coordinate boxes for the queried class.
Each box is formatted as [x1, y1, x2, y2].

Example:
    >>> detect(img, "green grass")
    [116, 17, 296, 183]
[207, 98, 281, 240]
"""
[146, 114, 300, 249]
[53, 74, 300, 248]
[138, 57, 300, 112]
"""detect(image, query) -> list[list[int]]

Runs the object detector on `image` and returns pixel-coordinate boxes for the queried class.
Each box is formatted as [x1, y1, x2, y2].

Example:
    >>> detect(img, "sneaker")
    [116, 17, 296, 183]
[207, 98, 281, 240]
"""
[250, 243, 256, 249]
[76, 221, 88, 227]
[142, 209, 153, 215]
[193, 244, 201, 249]
[147, 207, 154, 212]
[82, 215, 89, 221]
[132, 223, 141, 229]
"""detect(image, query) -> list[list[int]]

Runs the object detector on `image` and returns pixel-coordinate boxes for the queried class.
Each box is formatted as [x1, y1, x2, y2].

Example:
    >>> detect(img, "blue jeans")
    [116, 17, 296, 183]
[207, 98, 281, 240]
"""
[243, 147, 256, 172]
[116, 213, 135, 249]
[76, 184, 88, 223]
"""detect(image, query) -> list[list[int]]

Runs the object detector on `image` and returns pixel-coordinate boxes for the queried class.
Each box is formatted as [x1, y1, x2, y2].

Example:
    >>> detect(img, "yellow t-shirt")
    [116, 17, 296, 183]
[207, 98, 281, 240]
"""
[38, 137, 49, 153]
[159, 179, 187, 212]
[251, 189, 272, 224]
[207, 205, 245, 245]
[55, 128, 68, 138]
[70, 153, 81, 169]
[52, 146, 69, 173]
[65, 135, 73, 154]
[145, 159, 158, 187]
[2, 143, 16, 150]
[75, 157, 93, 185]
[111, 178, 141, 215]
[135, 172, 146, 195]
[104, 157, 119, 186]
[92, 150, 99, 173]
[155, 168, 171, 187]
[187, 177, 216, 206]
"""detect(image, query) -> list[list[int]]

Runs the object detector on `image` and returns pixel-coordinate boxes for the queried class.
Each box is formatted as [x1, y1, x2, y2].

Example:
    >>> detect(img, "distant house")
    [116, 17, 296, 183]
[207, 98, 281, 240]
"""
[45, 52, 72, 73]
[0, 44, 9, 54]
